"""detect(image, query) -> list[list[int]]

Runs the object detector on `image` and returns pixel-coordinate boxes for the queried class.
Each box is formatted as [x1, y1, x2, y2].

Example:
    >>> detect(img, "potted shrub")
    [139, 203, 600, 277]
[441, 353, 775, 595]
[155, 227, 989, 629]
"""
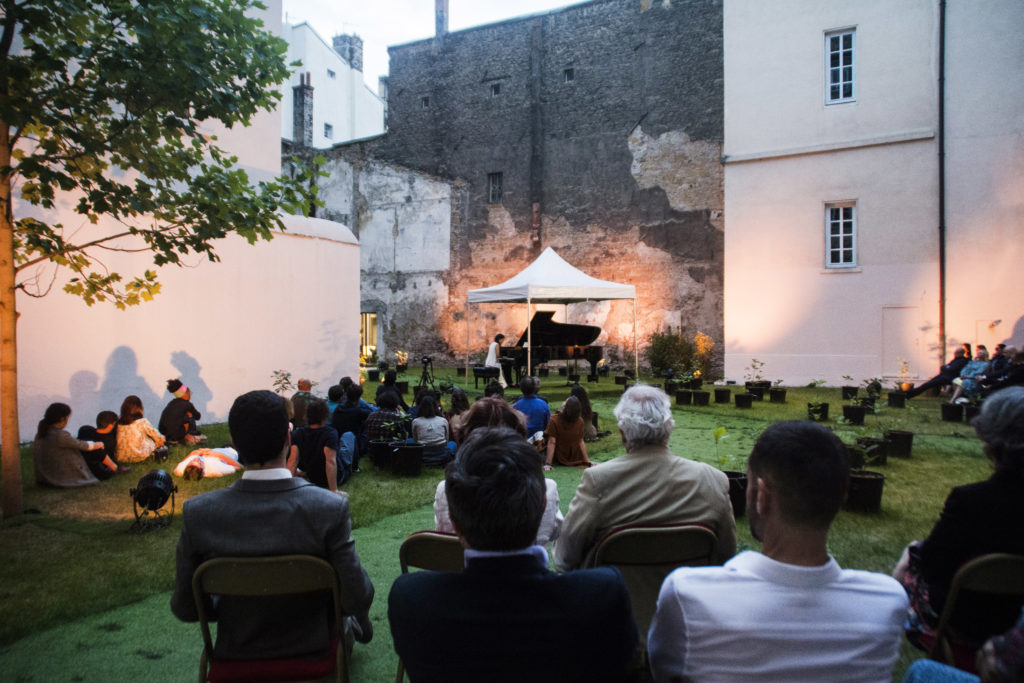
[747, 385, 766, 401]
[844, 443, 865, 470]
[856, 437, 889, 467]
[615, 375, 628, 385]
[884, 429, 914, 459]
[735, 393, 754, 409]
[714, 387, 731, 404]
[807, 402, 830, 421]
[769, 380, 786, 403]
[538, 368, 550, 377]
[842, 404, 867, 426]
[675, 389, 693, 406]
[845, 470, 886, 513]
[692, 390, 710, 406]
[723, 470, 748, 518]
[390, 441, 424, 477]
[887, 391, 907, 408]
[841, 376, 858, 400]
[367, 369, 380, 382]
[368, 440, 394, 470]
[895, 359, 915, 393]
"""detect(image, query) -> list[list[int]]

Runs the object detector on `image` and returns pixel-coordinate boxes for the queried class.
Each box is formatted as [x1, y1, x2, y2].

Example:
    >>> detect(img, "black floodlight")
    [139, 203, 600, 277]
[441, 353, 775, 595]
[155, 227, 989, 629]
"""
[129, 469, 177, 532]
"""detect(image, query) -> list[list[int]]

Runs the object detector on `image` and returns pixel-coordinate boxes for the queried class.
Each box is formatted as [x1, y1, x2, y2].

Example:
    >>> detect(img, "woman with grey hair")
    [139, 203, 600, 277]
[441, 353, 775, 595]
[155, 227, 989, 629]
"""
[894, 386, 1024, 654]
[612, 383, 676, 449]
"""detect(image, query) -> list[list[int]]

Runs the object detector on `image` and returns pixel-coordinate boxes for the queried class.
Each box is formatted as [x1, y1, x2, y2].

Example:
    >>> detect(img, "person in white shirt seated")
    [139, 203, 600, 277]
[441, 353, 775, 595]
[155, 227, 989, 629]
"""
[648, 420, 908, 683]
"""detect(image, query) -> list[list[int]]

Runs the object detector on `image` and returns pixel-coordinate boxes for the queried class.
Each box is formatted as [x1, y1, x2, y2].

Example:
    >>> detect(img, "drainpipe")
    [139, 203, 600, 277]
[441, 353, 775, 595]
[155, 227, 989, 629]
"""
[937, 0, 947, 361]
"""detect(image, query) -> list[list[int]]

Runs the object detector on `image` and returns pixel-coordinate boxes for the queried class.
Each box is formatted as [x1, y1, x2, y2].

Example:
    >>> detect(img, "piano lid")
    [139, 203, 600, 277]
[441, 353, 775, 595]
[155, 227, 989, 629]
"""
[514, 311, 601, 347]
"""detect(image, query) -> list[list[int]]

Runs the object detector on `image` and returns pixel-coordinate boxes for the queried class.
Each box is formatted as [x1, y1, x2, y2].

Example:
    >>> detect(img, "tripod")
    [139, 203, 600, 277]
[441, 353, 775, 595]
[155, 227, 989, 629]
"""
[417, 357, 435, 391]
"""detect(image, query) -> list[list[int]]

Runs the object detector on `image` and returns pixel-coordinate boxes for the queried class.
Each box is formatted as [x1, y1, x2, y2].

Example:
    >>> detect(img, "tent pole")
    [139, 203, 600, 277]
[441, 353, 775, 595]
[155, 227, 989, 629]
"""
[633, 297, 639, 382]
[465, 302, 470, 382]
[527, 298, 532, 378]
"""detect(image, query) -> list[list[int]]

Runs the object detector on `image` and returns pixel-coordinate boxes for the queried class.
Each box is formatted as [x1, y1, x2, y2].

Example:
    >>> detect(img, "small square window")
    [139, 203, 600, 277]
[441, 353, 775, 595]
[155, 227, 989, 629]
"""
[490, 83, 501, 97]
[825, 202, 856, 267]
[323, 123, 333, 139]
[563, 68, 575, 83]
[420, 96, 430, 109]
[327, 69, 336, 79]
[488, 172, 503, 204]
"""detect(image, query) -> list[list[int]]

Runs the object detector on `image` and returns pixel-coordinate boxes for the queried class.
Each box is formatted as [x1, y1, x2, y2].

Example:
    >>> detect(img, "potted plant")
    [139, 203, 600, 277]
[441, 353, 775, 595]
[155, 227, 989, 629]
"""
[769, 379, 786, 404]
[714, 387, 732, 404]
[842, 403, 867, 426]
[807, 402, 830, 421]
[735, 393, 754, 409]
[896, 359, 915, 393]
[747, 385, 766, 401]
[391, 441, 424, 477]
[367, 369, 381, 382]
[714, 429, 748, 519]
[615, 375, 628, 385]
[675, 389, 693, 406]
[840, 376, 859, 400]
[964, 400, 982, 422]
[887, 384, 907, 408]
[884, 429, 914, 459]
[744, 358, 769, 391]
[845, 470, 886, 513]
[856, 437, 889, 467]
[941, 402, 964, 422]
[538, 367, 550, 377]
[394, 350, 409, 374]
[692, 390, 711, 406]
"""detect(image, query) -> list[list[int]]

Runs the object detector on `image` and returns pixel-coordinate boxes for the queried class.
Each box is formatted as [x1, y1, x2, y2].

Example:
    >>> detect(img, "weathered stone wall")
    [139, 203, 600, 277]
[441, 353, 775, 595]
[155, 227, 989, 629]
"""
[304, 0, 724, 369]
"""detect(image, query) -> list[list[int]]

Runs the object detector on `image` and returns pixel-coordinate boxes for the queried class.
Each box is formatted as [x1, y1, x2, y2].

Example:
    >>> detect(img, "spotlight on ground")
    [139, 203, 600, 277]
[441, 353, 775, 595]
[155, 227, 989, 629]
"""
[129, 469, 177, 532]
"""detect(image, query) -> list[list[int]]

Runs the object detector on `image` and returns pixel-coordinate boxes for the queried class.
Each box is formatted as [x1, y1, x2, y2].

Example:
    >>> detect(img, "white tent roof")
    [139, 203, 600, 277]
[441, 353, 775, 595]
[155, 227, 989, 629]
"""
[466, 247, 635, 303]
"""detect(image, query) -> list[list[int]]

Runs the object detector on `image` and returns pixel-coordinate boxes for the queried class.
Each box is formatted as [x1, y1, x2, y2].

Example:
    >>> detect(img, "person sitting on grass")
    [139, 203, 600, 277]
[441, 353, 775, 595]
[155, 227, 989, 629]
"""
[158, 378, 205, 445]
[571, 383, 601, 441]
[392, 427, 636, 682]
[512, 375, 550, 442]
[544, 395, 592, 470]
[375, 369, 408, 411]
[483, 380, 504, 399]
[411, 394, 455, 466]
[447, 387, 471, 441]
[115, 395, 166, 464]
[339, 376, 377, 412]
[33, 402, 105, 487]
[290, 378, 315, 428]
[326, 384, 343, 415]
[364, 390, 409, 444]
[332, 383, 372, 472]
[78, 410, 130, 478]
[288, 398, 354, 490]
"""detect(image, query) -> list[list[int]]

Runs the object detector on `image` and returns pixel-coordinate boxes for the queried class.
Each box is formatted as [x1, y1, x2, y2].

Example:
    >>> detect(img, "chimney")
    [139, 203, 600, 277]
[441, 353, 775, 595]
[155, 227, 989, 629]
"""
[292, 72, 313, 147]
[435, 0, 449, 38]
[332, 34, 364, 72]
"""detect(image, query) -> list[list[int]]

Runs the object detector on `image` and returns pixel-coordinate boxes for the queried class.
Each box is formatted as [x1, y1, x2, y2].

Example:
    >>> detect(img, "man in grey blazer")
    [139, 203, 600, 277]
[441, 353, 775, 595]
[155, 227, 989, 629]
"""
[170, 390, 374, 661]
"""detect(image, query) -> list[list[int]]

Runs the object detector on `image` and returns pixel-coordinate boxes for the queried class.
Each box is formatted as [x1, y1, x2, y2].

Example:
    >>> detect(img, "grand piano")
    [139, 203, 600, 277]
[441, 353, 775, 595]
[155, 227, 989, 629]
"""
[500, 311, 603, 382]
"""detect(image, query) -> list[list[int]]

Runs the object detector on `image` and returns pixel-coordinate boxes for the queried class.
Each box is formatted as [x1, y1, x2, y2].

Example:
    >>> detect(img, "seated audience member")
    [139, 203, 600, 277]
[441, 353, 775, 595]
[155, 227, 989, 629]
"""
[446, 387, 471, 441]
[158, 378, 205, 445]
[375, 370, 409, 411]
[78, 410, 128, 478]
[332, 383, 372, 470]
[434, 398, 562, 548]
[895, 386, 1024, 653]
[411, 394, 455, 466]
[544, 395, 592, 469]
[290, 378, 315, 428]
[648, 420, 908, 682]
[390, 427, 637, 682]
[902, 606, 1024, 683]
[986, 344, 1011, 382]
[364, 390, 409, 443]
[982, 350, 1024, 396]
[948, 347, 990, 404]
[483, 380, 504, 399]
[288, 398, 354, 490]
[326, 384, 343, 415]
[555, 384, 736, 572]
[33, 402, 105, 487]
[171, 390, 374, 661]
[571, 383, 600, 441]
[512, 375, 550, 440]
[115, 395, 166, 463]
[906, 348, 970, 399]
[339, 376, 377, 412]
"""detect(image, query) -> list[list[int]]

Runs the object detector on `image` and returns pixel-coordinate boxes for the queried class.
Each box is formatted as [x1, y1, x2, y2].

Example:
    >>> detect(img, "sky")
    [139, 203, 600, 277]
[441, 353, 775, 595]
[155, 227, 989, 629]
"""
[281, 0, 583, 88]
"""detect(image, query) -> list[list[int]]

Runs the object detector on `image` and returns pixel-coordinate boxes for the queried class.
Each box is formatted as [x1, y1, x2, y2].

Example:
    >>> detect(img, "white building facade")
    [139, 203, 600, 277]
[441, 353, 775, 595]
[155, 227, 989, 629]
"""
[723, 0, 1024, 385]
[280, 22, 385, 147]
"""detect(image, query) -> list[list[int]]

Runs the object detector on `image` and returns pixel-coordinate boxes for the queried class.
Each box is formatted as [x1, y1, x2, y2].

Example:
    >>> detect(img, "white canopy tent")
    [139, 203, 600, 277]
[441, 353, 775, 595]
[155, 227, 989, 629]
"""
[465, 247, 638, 380]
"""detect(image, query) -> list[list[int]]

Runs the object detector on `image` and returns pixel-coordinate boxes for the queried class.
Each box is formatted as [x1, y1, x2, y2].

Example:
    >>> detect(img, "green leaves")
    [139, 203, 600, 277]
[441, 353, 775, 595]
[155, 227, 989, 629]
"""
[2, 0, 314, 306]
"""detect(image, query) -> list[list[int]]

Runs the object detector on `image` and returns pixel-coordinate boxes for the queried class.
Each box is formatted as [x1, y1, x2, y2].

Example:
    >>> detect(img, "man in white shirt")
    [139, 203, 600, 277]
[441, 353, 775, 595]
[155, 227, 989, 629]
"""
[648, 420, 908, 683]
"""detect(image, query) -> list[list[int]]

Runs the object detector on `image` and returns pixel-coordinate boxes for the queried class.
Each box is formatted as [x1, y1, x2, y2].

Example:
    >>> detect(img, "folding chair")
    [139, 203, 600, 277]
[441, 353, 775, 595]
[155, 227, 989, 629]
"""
[589, 523, 719, 637]
[193, 555, 348, 683]
[396, 531, 465, 682]
[929, 553, 1024, 669]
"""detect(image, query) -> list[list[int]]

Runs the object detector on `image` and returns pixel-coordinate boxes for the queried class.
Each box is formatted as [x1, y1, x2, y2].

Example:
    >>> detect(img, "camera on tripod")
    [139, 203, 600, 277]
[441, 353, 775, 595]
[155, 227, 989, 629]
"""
[421, 355, 432, 365]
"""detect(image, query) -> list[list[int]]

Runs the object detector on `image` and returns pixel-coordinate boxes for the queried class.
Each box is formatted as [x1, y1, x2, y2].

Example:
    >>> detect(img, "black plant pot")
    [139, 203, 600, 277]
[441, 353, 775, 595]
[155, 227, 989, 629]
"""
[887, 392, 906, 408]
[587, 374, 599, 383]
[675, 390, 693, 405]
[396, 363, 408, 374]
[690, 379, 703, 391]
[857, 396, 877, 410]
[367, 369, 380, 382]
[390, 442, 424, 477]
[714, 388, 732, 404]
[615, 376, 628, 385]
[941, 403, 964, 422]
[665, 381, 679, 395]
[599, 365, 610, 376]
[538, 368, 549, 377]
[845, 470, 885, 513]
[841, 386, 859, 400]
[843, 404, 867, 426]
[378, 361, 389, 371]
[857, 437, 889, 467]
[965, 404, 981, 422]
[884, 430, 914, 459]
[368, 440, 394, 471]
[748, 386, 765, 401]
[807, 402, 829, 421]
[456, 367, 466, 377]
[568, 374, 581, 383]
[396, 381, 409, 395]
[735, 393, 754, 409]
[692, 391, 710, 406]
[723, 471, 748, 518]
[769, 388, 787, 404]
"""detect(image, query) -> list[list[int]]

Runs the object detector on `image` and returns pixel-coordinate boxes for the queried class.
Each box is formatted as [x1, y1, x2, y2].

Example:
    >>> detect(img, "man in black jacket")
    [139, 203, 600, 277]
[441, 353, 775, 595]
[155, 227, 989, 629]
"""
[906, 348, 969, 399]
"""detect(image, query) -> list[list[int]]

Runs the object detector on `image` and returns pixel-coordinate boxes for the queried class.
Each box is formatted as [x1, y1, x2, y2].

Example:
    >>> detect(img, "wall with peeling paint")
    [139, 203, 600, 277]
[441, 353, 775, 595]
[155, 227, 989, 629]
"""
[362, 0, 724, 369]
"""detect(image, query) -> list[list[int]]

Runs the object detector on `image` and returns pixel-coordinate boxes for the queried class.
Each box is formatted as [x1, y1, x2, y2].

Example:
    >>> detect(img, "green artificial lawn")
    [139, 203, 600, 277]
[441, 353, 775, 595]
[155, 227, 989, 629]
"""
[0, 374, 991, 681]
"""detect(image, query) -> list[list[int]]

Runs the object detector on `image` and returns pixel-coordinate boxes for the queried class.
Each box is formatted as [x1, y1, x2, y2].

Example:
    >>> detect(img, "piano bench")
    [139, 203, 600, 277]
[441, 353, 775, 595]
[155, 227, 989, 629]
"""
[473, 366, 500, 388]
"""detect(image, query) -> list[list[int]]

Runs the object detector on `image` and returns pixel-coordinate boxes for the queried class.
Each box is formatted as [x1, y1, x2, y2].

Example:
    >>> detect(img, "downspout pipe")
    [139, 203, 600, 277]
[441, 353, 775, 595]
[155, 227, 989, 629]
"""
[938, 0, 947, 361]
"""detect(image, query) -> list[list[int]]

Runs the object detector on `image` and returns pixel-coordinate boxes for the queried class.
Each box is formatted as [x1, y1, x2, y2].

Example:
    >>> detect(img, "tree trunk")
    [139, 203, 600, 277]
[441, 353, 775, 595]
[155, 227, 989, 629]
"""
[0, 118, 23, 518]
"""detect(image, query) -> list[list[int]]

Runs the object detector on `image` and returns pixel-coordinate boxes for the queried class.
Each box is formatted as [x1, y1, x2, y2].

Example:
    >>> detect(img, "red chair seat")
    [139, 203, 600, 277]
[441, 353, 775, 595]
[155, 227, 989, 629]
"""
[207, 637, 339, 682]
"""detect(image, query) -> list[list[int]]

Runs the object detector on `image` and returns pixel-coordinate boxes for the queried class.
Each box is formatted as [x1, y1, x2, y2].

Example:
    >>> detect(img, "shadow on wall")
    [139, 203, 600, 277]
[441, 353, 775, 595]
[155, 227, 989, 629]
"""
[170, 351, 214, 422]
[1002, 315, 1024, 350]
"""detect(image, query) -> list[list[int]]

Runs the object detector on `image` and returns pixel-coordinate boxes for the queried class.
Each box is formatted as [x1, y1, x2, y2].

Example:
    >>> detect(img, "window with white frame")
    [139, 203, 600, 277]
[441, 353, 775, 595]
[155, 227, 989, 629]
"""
[825, 29, 855, 104]
[825, 202, 856, 267]
[323, 123, 333, 140]
[488, 172, 503, 204]
[490, 83, 501, 97]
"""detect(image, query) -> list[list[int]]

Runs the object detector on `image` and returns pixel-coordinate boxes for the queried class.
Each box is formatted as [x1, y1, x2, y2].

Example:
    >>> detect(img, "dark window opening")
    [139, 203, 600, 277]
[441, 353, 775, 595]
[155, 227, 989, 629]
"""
[488, 172, 503, 204]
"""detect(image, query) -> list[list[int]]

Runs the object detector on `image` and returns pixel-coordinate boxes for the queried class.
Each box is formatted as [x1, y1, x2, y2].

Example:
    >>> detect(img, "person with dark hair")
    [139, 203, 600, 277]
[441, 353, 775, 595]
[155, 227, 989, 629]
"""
[906, 348, 970, 399]
[337, 376, 377, 413]
[288, 398, 355, 489]
[171, 390, 374, 662]
[649, 420, 907, 681]
[453, 395, 527, 444]
[544, 395, 591, 469]
[364, 389, 409, 443]
[390, 427, 637, 682]
[447, 387, 471, 438]
[332, 383, 372, 471]
[571, 383, 599, 441]
[158, 378, 205, 445]
[412, 394, 455, 465]
[895, 386, 1024, 655]
[484, 332, 507, 388]
[115, 395, 166, 463]
[78, 410, 128, 478]
[482, 380, 504, 398]
[290, 378, 315, 428]
[513, 375, 550, 439]
[375, 369, 408, 411]
[982, 350, 1024, 395]
[33, 402, 105, 487]
[326, 384, 343, 414]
